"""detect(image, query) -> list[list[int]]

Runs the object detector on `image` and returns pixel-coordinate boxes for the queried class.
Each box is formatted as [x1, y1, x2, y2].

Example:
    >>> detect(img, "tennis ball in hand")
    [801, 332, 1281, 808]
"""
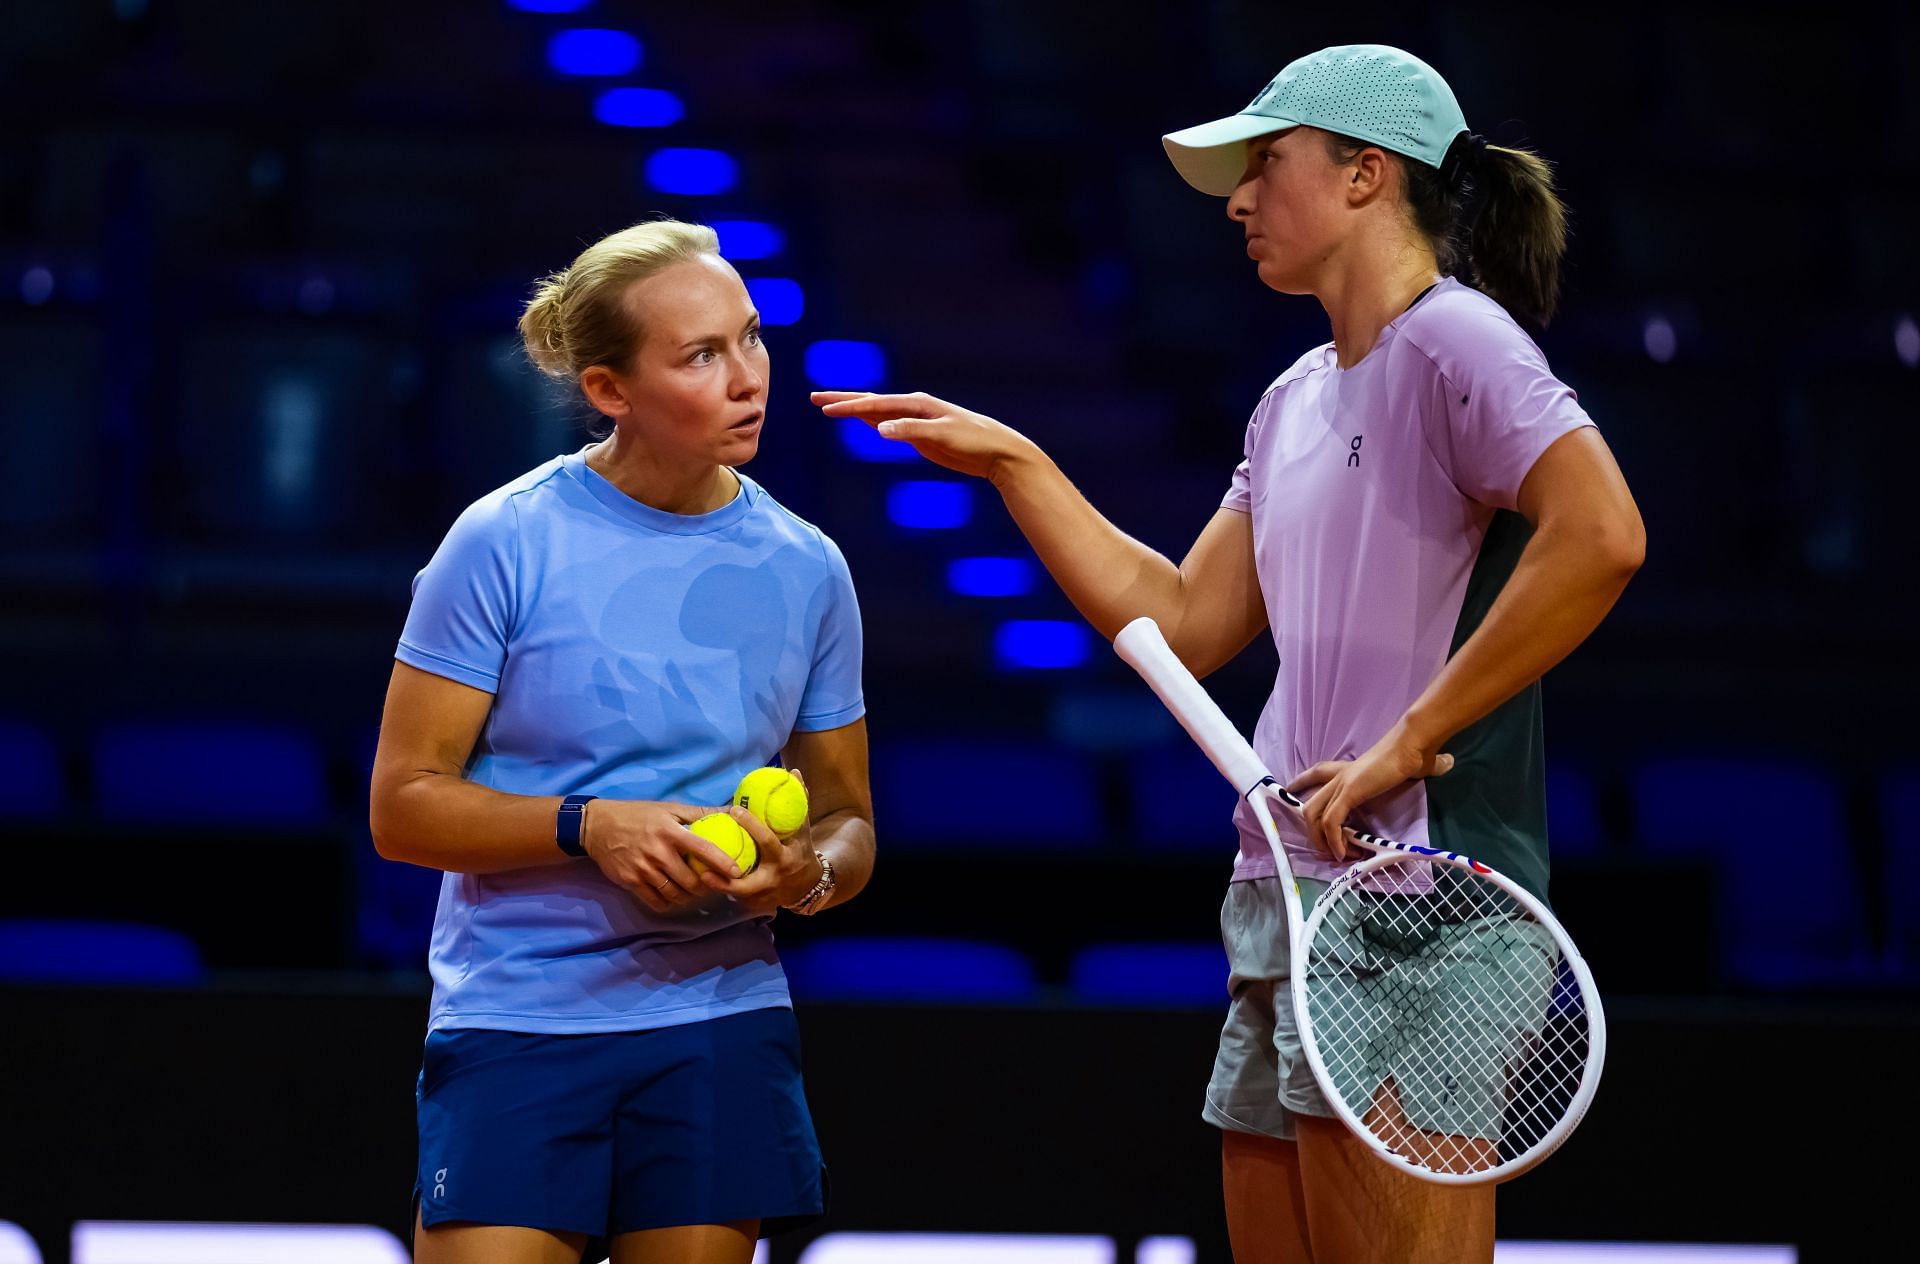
[687, 812, 757, 876]
[733, 767, 809, 837]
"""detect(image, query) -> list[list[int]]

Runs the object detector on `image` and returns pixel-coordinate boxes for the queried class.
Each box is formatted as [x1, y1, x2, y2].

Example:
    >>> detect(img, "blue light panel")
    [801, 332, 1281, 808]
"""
[836, 417, 920, 463]
[745, 278, 803, 326]
[712, 220, 785, 260]
[508, 1, 592, 12]
[948, 556, 1036, 597]
[593, 87, 683, 128]
[804, 339, 885, 389]
[644, 147, 736, 195]
[547, 28, 641, 76]
[995, 620, 1089, 669]
[886, 481, 971, 529]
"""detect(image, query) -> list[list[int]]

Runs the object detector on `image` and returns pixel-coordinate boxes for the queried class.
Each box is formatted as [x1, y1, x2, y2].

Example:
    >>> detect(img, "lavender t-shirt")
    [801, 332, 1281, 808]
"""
[1223, 278, 1594, 894]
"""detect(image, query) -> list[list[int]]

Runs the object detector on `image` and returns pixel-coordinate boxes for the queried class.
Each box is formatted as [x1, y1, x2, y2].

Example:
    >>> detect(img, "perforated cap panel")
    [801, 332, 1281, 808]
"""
[1242, 44, 1467, 169]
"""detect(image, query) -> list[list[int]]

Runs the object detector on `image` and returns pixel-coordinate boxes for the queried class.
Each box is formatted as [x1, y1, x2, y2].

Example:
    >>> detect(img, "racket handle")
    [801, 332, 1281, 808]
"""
[1113, 617, 1272, 798]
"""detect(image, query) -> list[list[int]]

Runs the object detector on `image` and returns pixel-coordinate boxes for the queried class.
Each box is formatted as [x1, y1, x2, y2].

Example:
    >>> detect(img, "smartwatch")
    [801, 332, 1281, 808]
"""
[556, 794, 597, 857]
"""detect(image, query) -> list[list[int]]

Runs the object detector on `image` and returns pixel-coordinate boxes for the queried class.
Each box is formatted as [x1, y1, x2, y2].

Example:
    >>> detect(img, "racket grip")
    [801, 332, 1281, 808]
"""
[1113, 617, 1272, 798]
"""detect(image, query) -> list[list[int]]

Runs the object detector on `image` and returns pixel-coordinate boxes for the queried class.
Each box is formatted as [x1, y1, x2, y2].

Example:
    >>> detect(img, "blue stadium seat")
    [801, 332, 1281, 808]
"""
[355, 842, 443, 969]
[1069, 942, 1229, 1006]
[1128, 743, 1240, 852]
[1047, 689, 1175, 752]
[1545, 761, 1604, 855]
[1631, 757, 1869, 985]
[871, 740, 1100, 847]
[780, 937, 1038, 1002]
[1880, 768, 1919, 980]
[0, 919, 205, 985]
[93, 721, 329, 827]
[0, 720, 63, 819]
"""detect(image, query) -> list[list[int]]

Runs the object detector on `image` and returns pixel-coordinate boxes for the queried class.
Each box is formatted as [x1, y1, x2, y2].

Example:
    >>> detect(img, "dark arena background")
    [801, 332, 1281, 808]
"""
[3, 2, 1917, 1262]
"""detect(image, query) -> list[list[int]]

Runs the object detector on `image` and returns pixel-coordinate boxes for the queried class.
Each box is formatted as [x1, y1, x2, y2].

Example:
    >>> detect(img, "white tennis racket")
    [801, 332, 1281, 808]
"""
[1114, 616, 1605, 1184]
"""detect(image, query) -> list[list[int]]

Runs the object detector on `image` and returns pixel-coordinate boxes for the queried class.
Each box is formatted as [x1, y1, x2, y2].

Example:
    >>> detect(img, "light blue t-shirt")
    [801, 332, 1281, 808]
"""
[395, 447, 865, 1034]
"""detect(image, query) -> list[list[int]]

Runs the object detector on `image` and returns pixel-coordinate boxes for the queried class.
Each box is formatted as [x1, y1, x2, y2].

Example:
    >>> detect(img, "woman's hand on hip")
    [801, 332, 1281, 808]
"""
[812, 390, 1040, 483]
[582, 799, 742, 914]
[1287, 726, 1455, 862]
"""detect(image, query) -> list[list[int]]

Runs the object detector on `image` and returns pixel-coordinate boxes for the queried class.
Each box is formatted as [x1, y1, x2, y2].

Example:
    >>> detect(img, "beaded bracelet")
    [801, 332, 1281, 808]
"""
[784, 849, 835, 915]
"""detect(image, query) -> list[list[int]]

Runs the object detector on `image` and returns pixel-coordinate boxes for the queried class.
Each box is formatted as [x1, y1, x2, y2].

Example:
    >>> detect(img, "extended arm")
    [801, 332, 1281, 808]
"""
[815, 390, 1265, 676]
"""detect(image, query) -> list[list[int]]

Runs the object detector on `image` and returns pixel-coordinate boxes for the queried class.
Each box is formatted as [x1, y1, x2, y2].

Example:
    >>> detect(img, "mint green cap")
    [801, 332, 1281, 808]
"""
[1163, 44, 1469, 196]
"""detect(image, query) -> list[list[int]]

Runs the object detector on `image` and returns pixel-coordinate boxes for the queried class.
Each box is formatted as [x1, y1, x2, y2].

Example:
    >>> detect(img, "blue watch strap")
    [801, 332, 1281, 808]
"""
[556, 794, 597, 857]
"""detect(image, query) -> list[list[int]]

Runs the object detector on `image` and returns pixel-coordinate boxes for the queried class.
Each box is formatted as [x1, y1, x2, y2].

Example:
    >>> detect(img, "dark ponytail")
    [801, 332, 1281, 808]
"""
[1463, 141, 1567, 328]
[1325, 130, 1569, 328]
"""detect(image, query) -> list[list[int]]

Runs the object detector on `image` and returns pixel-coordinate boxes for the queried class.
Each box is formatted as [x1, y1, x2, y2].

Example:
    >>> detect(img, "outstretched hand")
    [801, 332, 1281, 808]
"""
[1286, 729, 1455, 861]
[813, 390, 1039, 483]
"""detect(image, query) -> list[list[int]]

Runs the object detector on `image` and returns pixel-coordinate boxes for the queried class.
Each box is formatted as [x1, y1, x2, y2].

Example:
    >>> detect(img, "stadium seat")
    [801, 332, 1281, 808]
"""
[0, 720, 63, 819]
[1545, 761, 1604, 855]
[871, 740, 1100, 847]
[779, 937, 1038, 1002]
[1127, 743, 1240, 852]
[0, 918, 205, 985]
[93, 721, 329, 827]
[1632, 757, 1870, 985]
[354, 823, 443, 970]
[1069, 942, 1229, 1006]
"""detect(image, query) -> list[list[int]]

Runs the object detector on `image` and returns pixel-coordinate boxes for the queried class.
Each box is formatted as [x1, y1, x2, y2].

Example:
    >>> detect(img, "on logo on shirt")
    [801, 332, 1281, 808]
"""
[1348, 435, 1364, 468]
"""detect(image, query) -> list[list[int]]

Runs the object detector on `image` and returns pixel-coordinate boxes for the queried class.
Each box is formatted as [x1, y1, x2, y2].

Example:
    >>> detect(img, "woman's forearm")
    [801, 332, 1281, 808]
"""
[989, 446, 1186, 640]
[371, 772, 576, 873]
[804, 807, 876, 912]
[1402, 520, 1642, 754]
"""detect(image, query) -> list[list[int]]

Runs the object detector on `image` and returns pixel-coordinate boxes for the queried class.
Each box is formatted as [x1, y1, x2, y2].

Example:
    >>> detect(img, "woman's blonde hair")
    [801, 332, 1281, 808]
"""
[518, 218, 721, 381]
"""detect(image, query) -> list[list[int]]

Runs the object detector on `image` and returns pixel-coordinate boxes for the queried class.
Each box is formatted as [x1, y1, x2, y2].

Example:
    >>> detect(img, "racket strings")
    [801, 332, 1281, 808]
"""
[1302, 871, 1594, 1177]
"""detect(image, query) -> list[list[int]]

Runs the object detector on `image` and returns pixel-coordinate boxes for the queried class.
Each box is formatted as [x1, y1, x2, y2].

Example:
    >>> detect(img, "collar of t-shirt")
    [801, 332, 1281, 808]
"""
[1329, 279, 1445, 373]
[562, 446, 758, 536]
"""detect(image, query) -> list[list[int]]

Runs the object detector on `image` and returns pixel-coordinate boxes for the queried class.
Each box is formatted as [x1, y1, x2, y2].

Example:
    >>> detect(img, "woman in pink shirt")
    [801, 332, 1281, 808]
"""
[819, 43, 1643, 1264]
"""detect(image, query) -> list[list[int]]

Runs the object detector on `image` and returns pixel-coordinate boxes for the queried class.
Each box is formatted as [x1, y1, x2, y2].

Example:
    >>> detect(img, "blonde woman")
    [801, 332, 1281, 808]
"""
[371, 219, 873, 1264]
[820, 45, 1642, 1264]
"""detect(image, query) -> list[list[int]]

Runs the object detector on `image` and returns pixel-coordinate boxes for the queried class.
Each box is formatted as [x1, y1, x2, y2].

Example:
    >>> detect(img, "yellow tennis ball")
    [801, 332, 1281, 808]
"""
[687, 812, 757, 876]
[734, 767, 809, 837]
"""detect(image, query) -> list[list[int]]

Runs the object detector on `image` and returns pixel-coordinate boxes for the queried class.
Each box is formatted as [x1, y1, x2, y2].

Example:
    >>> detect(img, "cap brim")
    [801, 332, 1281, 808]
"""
[1162, 114, 1298, 196]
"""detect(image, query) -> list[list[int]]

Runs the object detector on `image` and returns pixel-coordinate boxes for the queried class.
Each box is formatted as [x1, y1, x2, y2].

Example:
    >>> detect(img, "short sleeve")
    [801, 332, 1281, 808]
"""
[794, 531, 866, 732]
[1221, 414, 1259, 513]
[1417, 310, 1596, 511]
[395, 494, 519, 693]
